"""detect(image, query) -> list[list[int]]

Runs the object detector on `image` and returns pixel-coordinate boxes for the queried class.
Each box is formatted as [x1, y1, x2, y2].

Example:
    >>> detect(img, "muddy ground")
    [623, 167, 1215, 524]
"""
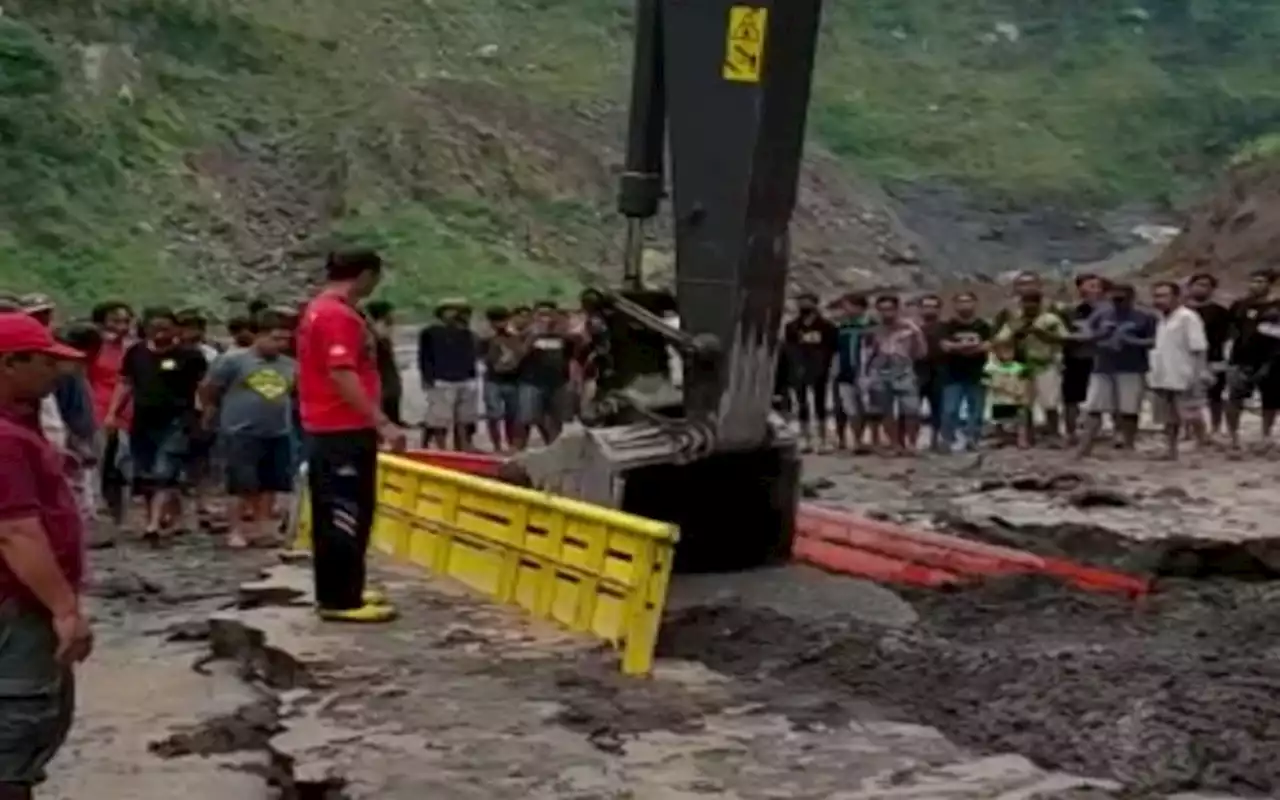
[44, 443, 1280, 799]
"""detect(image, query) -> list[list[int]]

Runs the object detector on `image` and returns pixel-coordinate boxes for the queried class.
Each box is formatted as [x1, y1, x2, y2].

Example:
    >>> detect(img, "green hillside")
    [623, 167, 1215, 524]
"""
[4, 0, 1280, 311]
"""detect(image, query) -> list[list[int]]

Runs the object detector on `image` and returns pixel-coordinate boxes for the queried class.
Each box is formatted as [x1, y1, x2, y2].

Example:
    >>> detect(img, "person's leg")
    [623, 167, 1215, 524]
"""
[921, 374, 942, 450]
[223, 434, 259, 549]
[1077, 374, 1112, 459]
[1062, 358, 1089, 445]
[254, 436, 295, 543]
[896, 372, 922, 454]
[964, 381, 988, 448]
[483, 380, 506, 452]
[309, 431, 389, 618]
[128, 425, 165, 537]
[939, 380, 963, 450]
[1260, 368, 1280, 441]
[833, 382, 850, 449]
[1117, 373, 1145, 450]
[513, 384, 538, 450]
[1035, 365, 1062, 440]
[422, 385, 450, 449]
[1208, 371, 1227, 435]
[1153, 391, 1178, 459]
[791, 376, 814, 451]
[1225, 367, 1251, 449]
[0, 602, 76, 798]
[812, 376, 832, 451]
[499, 383, 524, 451]
[862, 377, 889, 453]
[455, 380, 480, 451]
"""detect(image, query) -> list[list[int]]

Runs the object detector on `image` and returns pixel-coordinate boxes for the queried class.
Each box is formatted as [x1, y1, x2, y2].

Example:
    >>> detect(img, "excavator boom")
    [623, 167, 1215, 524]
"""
[515, 0, 824, 572]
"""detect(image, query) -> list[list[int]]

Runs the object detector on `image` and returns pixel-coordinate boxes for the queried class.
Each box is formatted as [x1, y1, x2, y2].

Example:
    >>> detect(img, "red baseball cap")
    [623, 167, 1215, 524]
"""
[0, 312, 84, 359]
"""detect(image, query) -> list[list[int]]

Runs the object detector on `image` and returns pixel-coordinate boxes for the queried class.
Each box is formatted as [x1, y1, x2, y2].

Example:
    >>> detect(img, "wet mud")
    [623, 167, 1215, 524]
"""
[659, 537, 1280, 798]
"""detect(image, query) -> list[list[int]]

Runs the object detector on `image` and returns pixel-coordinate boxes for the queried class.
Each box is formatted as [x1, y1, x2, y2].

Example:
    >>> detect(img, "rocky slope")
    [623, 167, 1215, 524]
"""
[4, 1, 1280, 311]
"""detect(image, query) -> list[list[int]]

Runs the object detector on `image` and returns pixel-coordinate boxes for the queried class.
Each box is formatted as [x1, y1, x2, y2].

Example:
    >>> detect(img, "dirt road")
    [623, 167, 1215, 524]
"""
[42, 444, 1280, 799]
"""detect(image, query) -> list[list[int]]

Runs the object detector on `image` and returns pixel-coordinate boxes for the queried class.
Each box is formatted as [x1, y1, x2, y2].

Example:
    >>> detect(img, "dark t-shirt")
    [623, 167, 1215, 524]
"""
[940, 317, 993, 383]
[1228, 298, 1280, 367]
[521, 333, 571, 388]
[482, 332, 526, 383]
[1189, 301, 1231, 365]
[121, 343, 207, 431]
[783, 315, 838, 381]
[1062, 301, 1100, 361]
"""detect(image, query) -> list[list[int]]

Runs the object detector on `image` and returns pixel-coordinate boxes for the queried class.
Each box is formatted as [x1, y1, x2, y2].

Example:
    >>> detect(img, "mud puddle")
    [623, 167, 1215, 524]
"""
[659, 534, 1280, 798]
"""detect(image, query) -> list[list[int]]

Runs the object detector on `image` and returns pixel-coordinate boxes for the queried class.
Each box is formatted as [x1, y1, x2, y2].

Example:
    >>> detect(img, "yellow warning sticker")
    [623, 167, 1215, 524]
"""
[723, 6, 767, 84]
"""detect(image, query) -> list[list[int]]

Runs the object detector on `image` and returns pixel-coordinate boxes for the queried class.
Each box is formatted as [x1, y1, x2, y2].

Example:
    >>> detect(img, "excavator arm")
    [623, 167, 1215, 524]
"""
[513, 0, 824, 572]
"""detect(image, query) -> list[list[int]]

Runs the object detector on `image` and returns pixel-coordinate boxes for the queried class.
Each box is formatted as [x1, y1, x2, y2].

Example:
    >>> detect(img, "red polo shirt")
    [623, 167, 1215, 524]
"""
[297, 289, 381, 433]
[0, 405, 86, 607]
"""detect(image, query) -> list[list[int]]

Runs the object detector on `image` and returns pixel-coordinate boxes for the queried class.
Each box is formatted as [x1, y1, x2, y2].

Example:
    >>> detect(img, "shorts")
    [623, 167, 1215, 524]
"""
[129, 419, 189, 489]
[224, 434, 295, 496]
[1085, 373, 1145, 416]
[518, 383, 573, 425]
[1061, 358, 1092, 406]
[836, 382, 862, 419]
[863, 371, 921, 419]
[990, 404, 1025, 423]
[0, 601, 75, 788]
[424, 380, 480, 429]
[1150, 388, 1204, 426]
[1028, 364, 1062, 412]
[1227, 364, 1280, 410]
[484, 380, 521, 424]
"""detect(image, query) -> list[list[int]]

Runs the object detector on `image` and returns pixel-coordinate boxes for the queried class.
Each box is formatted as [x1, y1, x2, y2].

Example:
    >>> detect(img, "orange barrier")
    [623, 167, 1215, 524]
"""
[406, 449, 1151, 597]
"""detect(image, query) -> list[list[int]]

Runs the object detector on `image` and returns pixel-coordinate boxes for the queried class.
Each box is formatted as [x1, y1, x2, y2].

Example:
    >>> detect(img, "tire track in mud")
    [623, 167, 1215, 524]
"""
[658, 539, 1280, 799]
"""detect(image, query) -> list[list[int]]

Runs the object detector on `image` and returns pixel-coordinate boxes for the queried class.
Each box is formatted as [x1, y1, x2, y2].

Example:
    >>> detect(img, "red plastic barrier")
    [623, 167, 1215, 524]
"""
[401, 449, 1151, 597]
[403, 449, 504, 477]
[795, 503, 1151, 597]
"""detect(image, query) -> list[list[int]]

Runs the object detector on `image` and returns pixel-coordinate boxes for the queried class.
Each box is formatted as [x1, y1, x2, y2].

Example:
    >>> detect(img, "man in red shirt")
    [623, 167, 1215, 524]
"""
[0, 312, 94, 796]
[297, 249, 405, 623]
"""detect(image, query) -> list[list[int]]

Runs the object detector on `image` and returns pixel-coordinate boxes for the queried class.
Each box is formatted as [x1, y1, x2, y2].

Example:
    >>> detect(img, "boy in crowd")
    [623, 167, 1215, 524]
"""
[1077, 283, 1157, 457]
[985, 340, 1031, 448]
[105, 308, 207, 542]
[201, 311, 298, 548]
[994, 290, 1069, 441]
[860, 294, 926, 455]
[226, 315, 256, 352]
[1184, 273, 1231, 435]
[1225, 269, 1280, 448]
[417, 299, 479, 451]
[833, 293, 872, 451]
[938, 291, 992, 452]
[365, 301, 402, 427]
[519, 301, 574, 446]
[914, 294, 947, 450]
[480, 306, 525, 452]
[783, 292, 838, 452]
[1147, 281, 1208, 460]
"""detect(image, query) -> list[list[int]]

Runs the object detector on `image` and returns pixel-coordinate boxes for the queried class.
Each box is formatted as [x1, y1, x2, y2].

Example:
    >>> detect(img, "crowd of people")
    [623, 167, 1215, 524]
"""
[2, 249, 1279, 793]
[777, 269, 1280, 461]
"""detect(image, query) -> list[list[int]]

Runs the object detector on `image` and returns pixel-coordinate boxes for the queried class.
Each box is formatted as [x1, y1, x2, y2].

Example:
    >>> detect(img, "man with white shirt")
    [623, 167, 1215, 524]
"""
[1148, 281, 1208, 459]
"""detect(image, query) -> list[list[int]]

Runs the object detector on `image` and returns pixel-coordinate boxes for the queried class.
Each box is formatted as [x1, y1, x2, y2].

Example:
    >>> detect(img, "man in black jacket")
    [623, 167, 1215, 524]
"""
[417, 299, 480, 451]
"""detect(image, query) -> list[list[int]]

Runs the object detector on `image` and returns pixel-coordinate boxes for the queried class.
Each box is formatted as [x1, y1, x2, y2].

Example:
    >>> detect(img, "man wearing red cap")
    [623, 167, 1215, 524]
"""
[0, 312, 93, 796]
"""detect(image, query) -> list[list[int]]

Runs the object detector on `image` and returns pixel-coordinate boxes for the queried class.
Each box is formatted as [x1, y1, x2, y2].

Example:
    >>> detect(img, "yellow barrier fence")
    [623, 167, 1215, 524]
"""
[293, 454, 679, 675]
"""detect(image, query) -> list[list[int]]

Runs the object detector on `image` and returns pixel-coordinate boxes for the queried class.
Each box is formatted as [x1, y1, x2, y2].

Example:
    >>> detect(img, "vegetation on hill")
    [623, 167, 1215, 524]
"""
[4, 0, 1280, 311]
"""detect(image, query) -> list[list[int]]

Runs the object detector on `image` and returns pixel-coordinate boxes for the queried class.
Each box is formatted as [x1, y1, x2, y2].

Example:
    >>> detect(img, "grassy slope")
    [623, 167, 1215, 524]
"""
[4, 0, 1280, 311]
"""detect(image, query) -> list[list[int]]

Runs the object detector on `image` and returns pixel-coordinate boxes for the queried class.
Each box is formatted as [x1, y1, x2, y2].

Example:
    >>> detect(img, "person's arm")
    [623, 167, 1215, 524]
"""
[103, 348, 133, 430]
[198, 355, 235, 430]
[0, 439, 80, 622]
[1123, 315, 1157, 348]
[417, 326, 435, 388]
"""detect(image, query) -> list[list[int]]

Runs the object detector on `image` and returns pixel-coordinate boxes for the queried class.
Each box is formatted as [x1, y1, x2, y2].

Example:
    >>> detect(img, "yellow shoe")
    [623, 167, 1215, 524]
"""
[362, 588, 388, 606]
[316, 603, 398, 624]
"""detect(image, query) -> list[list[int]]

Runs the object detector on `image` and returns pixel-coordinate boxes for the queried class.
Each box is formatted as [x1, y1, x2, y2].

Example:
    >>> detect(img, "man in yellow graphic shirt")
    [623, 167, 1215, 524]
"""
[200, 311, 298, 548]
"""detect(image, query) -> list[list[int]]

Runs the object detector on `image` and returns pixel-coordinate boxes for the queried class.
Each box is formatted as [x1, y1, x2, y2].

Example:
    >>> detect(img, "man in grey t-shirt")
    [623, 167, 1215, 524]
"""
[200, 312, 297, 548]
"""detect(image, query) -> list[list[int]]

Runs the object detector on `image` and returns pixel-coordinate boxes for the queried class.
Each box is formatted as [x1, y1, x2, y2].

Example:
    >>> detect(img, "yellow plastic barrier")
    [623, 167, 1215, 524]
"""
[293, 454, 679, 675]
